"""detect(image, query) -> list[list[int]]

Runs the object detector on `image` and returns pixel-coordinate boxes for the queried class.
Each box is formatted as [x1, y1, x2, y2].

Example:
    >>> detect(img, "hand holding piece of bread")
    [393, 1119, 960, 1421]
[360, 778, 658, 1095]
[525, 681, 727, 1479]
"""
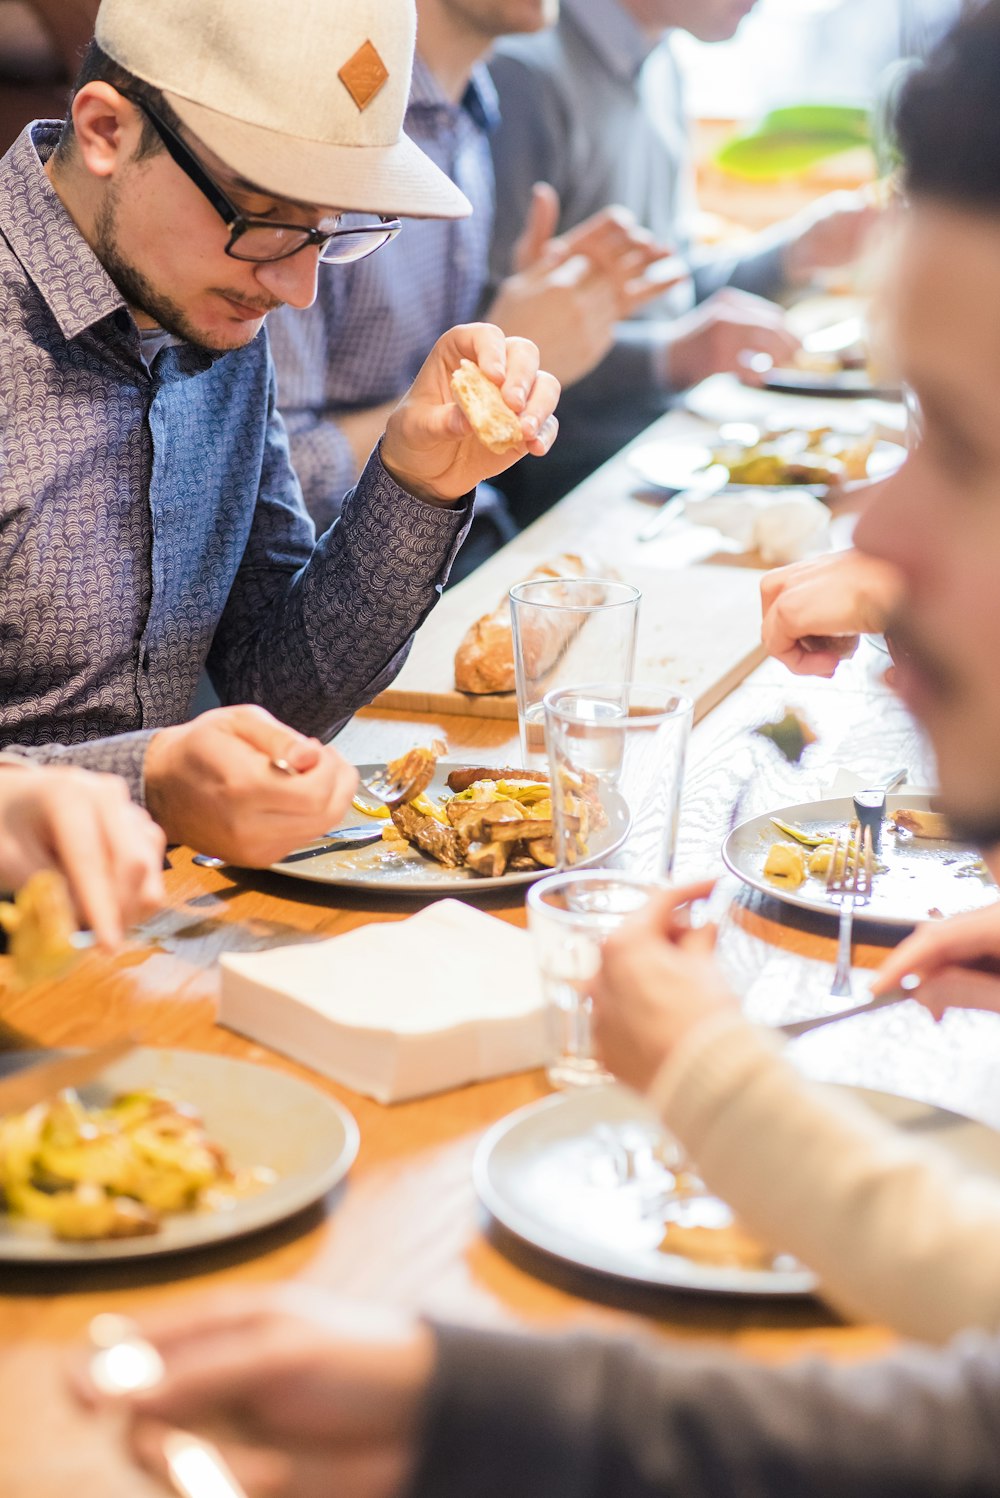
[450, 359, 524, 456]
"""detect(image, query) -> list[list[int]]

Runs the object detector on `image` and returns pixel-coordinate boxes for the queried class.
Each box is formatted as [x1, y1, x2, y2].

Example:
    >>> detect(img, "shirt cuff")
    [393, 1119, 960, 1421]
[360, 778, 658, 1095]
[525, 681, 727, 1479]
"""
[0, 732, 156, 805]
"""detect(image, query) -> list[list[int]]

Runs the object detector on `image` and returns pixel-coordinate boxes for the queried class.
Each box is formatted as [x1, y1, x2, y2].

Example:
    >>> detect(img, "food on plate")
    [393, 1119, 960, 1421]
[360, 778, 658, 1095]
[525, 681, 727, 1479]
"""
[658, 1214, 774, 1271]
[754, 707, 817, 765]
[384, 739, 446, 802]
[0, 871, 79, 986]
[449, 359, 523, 455]
[763, 842, 808, 889]
[713, 427, 877, 489]
[0, 1088, 274, 1241]
[890, 808, 952, 840]
[453, 553, 609, 695]
[359, 742, 596, 878]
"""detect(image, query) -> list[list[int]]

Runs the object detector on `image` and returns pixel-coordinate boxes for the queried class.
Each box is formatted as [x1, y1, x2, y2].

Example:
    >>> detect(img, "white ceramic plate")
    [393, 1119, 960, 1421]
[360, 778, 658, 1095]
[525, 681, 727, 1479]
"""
[723, 791, 999, 929]
[628, 438, 904, 496]
[0, 1048, 358, 1262]
[270, 763, 629, 894]
[475, 1083, 1000, 1298]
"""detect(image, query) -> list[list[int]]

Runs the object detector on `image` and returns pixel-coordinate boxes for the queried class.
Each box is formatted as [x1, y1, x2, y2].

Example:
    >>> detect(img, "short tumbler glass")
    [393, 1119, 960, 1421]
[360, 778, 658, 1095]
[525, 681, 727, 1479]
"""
[543, 682, 693, 883]
[528, 869, 656, 1089]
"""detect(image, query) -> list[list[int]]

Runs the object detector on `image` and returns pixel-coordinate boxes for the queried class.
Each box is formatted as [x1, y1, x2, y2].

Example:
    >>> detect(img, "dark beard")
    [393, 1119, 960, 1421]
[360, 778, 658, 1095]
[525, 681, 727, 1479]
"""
[93, 191, 255, 354]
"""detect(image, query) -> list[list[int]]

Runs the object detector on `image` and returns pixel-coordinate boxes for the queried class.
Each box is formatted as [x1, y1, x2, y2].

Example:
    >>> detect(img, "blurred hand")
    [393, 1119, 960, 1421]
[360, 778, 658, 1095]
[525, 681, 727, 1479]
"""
[381, 323, 560, 503]
[872, 899, 1000, 1020]
[760, 549, 905, 677]
[0, 765, 165, 948]
[784, 189, 883, 286]
[79, 1289, 433, 1498]
[492, 186, 681, 385]
[591, 882, 738, 1093]
[662, 288, 800, 390]
[143, 705, 358, 866]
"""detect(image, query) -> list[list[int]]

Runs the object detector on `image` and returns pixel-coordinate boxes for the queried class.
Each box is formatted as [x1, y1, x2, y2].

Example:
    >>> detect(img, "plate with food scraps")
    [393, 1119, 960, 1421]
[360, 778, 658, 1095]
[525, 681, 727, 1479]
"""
[722, 791, 999, 929]
[628, 431, 904, 498]
[270, 762, 630, 894]
[0, 1048, 358, 1262]
[475, 1083, 1000, 1297]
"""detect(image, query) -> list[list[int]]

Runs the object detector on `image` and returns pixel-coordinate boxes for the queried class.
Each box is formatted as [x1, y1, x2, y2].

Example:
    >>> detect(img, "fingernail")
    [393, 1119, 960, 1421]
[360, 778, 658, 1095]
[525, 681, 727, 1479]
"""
[522, 414, 539, 438]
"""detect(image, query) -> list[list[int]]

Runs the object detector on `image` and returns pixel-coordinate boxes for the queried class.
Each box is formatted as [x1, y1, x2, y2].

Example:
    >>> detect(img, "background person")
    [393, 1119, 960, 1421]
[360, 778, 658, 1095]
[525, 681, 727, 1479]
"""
[268, 0, 669, 576]
[0, 0, 559, 867]
[487, 0, 880, 516]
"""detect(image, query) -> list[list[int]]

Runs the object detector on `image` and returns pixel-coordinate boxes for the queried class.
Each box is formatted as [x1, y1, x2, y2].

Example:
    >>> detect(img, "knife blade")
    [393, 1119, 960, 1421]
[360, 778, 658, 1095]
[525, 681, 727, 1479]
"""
[636, 463, 729, 543]
[279, 827, 385, 863]
[0, 1036, 134, 1117]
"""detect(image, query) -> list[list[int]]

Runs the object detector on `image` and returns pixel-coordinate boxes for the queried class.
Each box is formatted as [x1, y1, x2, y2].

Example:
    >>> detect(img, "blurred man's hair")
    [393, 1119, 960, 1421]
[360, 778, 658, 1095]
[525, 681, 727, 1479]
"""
[54, 41, 182, 165]
[898, 0, 1000, 207]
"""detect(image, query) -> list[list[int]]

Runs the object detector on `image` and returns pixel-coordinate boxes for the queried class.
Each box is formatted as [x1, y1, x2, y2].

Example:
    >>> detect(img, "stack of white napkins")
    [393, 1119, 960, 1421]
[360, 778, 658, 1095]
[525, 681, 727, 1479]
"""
[218, 899, 546, 1104]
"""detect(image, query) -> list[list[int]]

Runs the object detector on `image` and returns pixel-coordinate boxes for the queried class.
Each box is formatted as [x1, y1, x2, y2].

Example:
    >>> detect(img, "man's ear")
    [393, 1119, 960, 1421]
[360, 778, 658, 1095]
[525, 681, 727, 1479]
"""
[68, 82, 144, 181]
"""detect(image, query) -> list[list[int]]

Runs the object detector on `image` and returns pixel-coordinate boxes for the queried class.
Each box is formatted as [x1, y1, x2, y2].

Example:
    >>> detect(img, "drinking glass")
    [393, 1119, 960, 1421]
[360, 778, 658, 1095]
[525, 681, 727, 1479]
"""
[527, 869, 656, 1089]
[543, 682, 693, 882]
[509, 577, 640, 769]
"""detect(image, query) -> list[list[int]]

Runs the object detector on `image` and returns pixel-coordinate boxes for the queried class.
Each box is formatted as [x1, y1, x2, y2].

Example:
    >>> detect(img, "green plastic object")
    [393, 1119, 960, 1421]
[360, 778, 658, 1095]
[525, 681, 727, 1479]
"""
[715, 103, 872, 181]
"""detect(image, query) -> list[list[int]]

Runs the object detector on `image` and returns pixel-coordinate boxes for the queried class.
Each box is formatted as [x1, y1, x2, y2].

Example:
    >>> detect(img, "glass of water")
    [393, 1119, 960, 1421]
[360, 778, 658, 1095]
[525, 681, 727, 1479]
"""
[527, 869, 657, 1089]
[543, 682, 693, 882]
[509, 577, 640, 770]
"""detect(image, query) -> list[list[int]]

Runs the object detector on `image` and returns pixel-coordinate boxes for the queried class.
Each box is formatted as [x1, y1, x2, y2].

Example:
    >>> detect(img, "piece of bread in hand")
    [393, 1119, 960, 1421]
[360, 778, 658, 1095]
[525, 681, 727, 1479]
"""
[450, 359, 524, 455]
[454, 553, 608, 695]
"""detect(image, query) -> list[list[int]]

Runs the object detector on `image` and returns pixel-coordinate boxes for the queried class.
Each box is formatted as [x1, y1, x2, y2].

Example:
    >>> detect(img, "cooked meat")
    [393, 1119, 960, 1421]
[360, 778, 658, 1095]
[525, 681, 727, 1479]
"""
[385, 740, 445, 802]
[464, 840, 510, 877]
[390, 803, 464, 867]
[445, 766, 549, 794]
[490, 818, 554, 843]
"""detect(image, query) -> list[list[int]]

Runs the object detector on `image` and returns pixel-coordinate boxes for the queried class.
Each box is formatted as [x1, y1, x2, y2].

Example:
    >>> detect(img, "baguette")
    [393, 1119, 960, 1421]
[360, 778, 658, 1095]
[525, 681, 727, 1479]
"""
[454, 553, 608, 695]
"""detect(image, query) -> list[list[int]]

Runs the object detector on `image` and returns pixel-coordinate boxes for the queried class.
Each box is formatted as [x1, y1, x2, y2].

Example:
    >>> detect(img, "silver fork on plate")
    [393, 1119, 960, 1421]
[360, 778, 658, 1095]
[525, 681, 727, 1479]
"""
[826, 822, 874, 998]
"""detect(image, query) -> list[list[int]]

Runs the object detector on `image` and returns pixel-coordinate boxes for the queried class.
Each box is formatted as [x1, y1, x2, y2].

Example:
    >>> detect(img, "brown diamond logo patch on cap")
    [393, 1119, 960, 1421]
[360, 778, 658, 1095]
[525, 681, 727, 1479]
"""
[338, 40, 389, 111]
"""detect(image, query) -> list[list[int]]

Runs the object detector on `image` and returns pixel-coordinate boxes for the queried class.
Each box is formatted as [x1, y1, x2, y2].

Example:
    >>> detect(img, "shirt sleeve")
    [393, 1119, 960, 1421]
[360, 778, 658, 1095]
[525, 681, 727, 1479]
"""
[487, 52, 571, 283]
[408, 1322, 1000, 1498]
[0, 732, 156, 804]
[646, 1012, 1000, 1343]
[206, 365, 472, 740]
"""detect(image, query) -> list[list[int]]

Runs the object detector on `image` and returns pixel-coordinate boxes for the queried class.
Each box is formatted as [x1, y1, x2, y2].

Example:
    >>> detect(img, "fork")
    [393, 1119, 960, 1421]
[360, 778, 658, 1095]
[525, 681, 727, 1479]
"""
[826, 822, 874, 998]
[272, 754, 432, 807]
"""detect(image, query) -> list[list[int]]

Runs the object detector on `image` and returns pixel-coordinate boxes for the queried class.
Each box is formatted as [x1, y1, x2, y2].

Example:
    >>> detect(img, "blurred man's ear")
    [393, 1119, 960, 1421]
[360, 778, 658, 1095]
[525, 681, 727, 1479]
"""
[61, 82, 144, 181]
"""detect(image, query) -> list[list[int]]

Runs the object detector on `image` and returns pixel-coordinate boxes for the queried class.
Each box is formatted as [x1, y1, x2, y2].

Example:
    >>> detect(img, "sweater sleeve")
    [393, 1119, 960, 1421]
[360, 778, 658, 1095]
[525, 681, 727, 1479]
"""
[646, 1012, 1000, 1343]
[408, 1321, 1000, 1498]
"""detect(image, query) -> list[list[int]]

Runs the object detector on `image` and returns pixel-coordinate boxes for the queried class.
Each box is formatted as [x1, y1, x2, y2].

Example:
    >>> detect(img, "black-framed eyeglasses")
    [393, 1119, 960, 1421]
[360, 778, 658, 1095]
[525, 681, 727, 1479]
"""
[122, 92, 402, 265]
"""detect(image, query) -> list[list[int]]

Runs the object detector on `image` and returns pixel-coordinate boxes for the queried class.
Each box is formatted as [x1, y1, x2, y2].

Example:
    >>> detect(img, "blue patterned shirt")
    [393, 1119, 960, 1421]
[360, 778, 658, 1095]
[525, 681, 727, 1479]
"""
[268, 57, 500, 531]
[0, 125, 472, 798]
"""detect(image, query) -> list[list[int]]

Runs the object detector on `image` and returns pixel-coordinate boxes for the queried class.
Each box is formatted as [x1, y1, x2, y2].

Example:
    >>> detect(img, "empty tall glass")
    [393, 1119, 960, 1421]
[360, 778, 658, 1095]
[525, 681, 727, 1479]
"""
[509, 577, 640, 769]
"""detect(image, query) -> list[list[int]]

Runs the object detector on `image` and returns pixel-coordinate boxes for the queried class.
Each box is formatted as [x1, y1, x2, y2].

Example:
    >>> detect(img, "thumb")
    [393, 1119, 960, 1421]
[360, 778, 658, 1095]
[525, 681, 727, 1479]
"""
[513, 181, 561, 272]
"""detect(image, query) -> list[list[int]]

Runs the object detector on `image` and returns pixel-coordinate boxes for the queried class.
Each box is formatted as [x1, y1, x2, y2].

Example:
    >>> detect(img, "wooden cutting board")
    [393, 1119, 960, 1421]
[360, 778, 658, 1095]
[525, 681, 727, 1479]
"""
[373, 560, 767, 723]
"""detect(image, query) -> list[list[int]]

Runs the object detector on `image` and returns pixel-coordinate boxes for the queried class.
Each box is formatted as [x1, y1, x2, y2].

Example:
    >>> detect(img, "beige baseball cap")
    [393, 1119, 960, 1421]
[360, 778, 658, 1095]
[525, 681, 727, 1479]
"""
[94, 0, 472, 219]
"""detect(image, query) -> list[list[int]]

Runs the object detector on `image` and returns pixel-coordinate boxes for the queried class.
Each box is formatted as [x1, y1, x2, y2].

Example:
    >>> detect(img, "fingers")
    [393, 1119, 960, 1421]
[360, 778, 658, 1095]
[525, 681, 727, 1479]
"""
[912, 968, 1000, 1021]
[223, 704, 323, 773]
[872, 905, 1000, 996]
[513, 181, 562, 272]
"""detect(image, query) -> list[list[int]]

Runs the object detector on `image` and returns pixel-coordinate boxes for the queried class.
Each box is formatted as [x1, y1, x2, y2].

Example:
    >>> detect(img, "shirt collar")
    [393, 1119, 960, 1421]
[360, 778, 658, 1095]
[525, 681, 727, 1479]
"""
[408, 52, 501, 134]
[563, 0, 658, 81]
[0, 123, 127, 341]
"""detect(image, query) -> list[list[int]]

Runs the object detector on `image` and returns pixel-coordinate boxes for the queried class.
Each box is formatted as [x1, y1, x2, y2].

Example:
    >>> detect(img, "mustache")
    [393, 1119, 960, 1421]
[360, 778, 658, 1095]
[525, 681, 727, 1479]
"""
[215, 291, 284, 315]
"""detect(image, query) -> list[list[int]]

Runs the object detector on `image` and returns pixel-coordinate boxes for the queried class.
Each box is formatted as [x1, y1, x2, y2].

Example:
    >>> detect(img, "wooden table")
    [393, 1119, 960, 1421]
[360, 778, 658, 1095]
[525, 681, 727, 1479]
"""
[4, 383, 999, 1492]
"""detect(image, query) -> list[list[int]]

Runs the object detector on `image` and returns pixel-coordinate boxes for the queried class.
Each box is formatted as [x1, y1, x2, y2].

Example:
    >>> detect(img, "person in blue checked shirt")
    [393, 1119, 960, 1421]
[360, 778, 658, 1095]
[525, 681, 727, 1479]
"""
[0, 0, 559, 868]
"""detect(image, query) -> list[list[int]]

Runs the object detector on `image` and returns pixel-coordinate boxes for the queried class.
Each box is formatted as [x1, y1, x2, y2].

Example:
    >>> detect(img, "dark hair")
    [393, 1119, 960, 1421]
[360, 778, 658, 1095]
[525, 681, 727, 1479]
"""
[55, 41, 181, 164]
[897, 0, 1000, 208]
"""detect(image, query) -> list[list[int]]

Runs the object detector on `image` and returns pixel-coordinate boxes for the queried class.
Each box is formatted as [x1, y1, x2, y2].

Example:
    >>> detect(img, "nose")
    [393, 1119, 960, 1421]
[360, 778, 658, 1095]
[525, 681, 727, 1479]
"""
[254, 246, 322, 310]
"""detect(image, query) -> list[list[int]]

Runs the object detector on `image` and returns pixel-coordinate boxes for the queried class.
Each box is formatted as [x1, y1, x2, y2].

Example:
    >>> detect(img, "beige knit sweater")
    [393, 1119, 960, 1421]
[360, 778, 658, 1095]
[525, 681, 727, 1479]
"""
[648, 1012, 1000, 1343]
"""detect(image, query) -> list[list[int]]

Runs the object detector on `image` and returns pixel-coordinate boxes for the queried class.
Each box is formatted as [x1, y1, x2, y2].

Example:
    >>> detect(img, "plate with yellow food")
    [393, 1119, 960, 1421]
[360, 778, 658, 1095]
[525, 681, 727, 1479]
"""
[629, 429, 904, 498]
[269, 761, 630, 893]
[0, 1048, 358, 1262]
[722, 791, 1000, 928]
[475, 1083, 1000, 1297]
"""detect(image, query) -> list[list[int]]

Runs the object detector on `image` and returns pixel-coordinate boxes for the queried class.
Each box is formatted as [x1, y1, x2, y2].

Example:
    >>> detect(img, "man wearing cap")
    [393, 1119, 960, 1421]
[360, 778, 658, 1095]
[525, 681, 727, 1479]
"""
[0, 0, 559, 866]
